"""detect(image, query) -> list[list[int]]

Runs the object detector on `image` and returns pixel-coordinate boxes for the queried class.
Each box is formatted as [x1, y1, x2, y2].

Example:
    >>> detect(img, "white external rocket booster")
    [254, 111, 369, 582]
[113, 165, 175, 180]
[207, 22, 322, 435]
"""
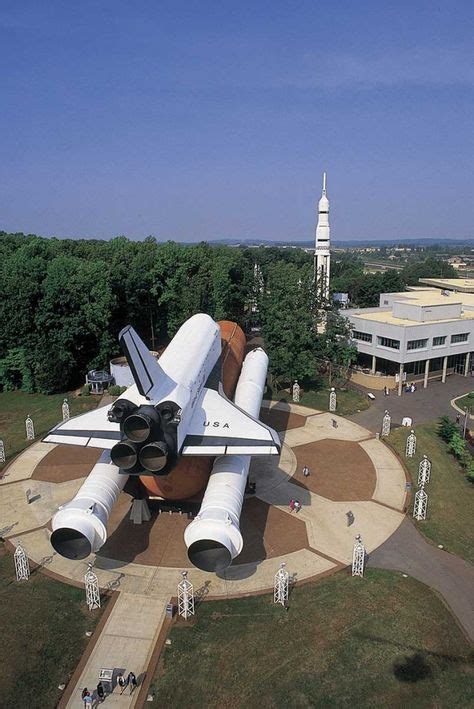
[184, 347, 270, 572]
[50, 451, 126, 559]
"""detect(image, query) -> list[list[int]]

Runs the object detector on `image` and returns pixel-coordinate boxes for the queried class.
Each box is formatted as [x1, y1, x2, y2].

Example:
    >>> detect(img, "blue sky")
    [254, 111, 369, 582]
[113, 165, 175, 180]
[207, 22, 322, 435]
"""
[0, 1, 472, 241]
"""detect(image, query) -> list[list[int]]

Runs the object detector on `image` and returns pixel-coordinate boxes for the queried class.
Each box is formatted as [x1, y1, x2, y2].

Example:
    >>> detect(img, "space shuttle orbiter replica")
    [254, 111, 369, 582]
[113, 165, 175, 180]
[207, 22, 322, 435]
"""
[44, 314, 280, 571]
[45, 313, 279, 465]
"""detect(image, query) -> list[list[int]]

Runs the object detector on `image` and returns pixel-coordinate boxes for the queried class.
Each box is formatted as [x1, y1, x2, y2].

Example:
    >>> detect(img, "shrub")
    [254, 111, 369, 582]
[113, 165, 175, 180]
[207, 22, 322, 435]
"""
[108, 385, 126, 397]
[438, 415, 458, 443]
[80, 384, 91, 397]
[449, 431, 466, 459]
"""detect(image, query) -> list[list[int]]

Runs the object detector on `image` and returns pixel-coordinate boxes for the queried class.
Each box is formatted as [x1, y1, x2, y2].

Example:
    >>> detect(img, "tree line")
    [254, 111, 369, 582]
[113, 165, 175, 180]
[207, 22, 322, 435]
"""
[2, 232, 351, 393]
[331, 254, 456, 307]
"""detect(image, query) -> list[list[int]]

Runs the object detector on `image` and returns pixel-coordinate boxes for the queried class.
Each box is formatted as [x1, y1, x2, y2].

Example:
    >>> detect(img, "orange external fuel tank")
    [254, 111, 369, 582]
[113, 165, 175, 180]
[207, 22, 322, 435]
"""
[139, 320, 246, 500]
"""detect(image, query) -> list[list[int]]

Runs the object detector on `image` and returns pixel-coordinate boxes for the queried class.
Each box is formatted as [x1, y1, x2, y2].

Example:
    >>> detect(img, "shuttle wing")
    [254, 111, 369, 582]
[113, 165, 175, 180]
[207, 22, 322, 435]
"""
[43, 406, 121, 449]
[182, 387, 280, 456]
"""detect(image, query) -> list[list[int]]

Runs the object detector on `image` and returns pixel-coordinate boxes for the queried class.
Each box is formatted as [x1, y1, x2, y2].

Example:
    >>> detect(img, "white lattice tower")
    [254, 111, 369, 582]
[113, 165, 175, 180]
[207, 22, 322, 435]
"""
[84, 563, 101, 611]
[273, 562, 289, 607]
[418, 455, 431, 485]
[381, 410, 391, 437]
[292, 381, 300, 403]
[14, 543, 30, 581]
[178, 571, 195, 620]
[352, 534, 365, 577]
[413, 486, 428, 521]
[0, 439, 5, 464]
[329, 388, 337, 412]
[25, 415, 35, 441]
[61, 398, 70, 421]
[405, 430, 416, 457]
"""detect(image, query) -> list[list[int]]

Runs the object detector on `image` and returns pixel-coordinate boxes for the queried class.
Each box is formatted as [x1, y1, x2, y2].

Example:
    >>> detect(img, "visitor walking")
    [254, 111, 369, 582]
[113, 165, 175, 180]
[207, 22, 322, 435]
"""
[289, 498, 295, 513]
[81, 688, 89, 708]
[456, 412, 461, 425]
[128, 671, 138, 695]
[294, 500, 302, 513]
[303, 465, 310, 478]
[97, 681, 105, 702]
[117, 674, 126, 695]
[83, 691, 93, 707]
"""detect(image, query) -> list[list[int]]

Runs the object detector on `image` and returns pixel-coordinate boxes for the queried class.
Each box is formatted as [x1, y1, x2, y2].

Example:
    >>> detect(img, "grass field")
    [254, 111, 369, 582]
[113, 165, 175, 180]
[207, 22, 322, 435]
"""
[454, 391, 474, 413]
[150, 569, 473, 708]
[0, 542, 105, 707]
[0, 390, 98, 469]
[387, 423, 474, 564]
[271, 384, 369, 416]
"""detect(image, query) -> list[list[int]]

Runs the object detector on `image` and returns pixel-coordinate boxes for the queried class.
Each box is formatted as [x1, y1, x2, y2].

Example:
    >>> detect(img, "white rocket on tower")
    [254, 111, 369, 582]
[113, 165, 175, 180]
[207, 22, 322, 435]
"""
[314, 171, 331, 303]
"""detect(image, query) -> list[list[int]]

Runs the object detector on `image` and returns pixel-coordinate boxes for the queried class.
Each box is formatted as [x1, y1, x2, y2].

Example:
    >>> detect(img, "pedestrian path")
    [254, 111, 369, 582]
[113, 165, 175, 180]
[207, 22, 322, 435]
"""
[368, 518, 474, 643]
[64, 592, 170, 708]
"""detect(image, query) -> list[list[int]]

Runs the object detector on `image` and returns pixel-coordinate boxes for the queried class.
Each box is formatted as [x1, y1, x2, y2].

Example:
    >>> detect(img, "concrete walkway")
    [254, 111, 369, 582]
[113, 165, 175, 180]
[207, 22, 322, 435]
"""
[65, 592, 169, 708]
[349, 374, 474, 433]
[368, 518, 474, 643]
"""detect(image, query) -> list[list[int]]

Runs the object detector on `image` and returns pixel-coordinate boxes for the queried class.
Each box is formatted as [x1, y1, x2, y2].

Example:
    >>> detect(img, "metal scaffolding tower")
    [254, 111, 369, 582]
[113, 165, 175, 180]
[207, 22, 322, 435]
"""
[329, 388, 337, 413]
[61, 398, 70, 421]
[292, 381, 300, 403]
[418, 455, 431, 486]
[413, 486, 428, 521]
[273, 562, 289, 607]
[381, 410, 391, 437]
[0, 439, 5, 464]
[84, 563, 101, 611]
[14, 543, 30, 581]
[25, 415, 35, 441]
[352, 534, 365, 577]
[178, 571, 195, 620]
[405, 430, 417, 457]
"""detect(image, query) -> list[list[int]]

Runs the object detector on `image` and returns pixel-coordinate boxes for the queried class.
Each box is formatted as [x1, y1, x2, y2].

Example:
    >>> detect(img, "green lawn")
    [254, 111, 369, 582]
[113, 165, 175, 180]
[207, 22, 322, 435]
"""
[150, 569, 473, 708]
[454, 391, 474, 413]
[387, 423, 474, 564]
[0, 542, 105, 707]
[0, 390, 98, 470]
[271, 385, 369, 416]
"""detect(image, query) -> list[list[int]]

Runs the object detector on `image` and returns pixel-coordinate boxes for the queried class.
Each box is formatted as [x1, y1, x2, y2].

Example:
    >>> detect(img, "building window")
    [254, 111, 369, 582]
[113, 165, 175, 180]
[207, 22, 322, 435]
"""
[407, 339, 428, 350]
[377, 336, 400, 350]
[433, 336, 446, 346]
[451, 333, 469, 344]
[352, 330, 372, 343]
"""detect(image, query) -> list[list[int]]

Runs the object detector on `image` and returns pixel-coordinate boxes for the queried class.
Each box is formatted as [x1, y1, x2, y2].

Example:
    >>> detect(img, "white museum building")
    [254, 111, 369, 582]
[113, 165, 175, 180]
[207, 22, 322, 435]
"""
[347, 278, 474, 395]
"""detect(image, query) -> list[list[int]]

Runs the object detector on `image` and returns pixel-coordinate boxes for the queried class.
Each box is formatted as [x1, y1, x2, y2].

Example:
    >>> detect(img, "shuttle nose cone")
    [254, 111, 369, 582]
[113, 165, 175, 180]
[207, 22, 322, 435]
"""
[139, 441, 169, 472]
[110, 440, 138, 470]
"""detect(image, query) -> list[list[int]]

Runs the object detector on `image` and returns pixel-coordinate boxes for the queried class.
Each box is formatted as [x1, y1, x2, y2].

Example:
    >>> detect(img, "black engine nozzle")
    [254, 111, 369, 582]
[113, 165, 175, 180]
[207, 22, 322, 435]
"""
[123, 412, 154, 443]
[110, 440, 138, 470]
[139, 441, 169, 472]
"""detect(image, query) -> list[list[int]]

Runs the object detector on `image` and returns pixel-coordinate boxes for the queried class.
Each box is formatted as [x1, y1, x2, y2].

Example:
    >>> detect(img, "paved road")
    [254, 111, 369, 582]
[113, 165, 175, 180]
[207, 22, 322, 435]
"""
[368, 518, 474, 643]
[349, 374, 473, 433]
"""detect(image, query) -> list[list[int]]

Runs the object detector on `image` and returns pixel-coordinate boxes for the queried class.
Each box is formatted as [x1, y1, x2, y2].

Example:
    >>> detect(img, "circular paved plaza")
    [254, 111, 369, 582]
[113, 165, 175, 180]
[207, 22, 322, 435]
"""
[0, 401, 407, 599]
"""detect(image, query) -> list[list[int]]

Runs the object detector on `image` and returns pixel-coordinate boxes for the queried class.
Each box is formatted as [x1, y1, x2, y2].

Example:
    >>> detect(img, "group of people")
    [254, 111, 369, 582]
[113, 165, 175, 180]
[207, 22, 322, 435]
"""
[81, 671, 137, 706]
[289, 498, 302, 513]
[404, 382, 417, 393]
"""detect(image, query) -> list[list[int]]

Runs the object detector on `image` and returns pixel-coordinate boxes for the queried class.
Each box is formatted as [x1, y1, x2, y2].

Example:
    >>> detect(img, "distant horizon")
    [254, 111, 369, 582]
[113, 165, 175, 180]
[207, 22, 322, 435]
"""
[1, 2, 472, 242]
[2, 228, 473, 246]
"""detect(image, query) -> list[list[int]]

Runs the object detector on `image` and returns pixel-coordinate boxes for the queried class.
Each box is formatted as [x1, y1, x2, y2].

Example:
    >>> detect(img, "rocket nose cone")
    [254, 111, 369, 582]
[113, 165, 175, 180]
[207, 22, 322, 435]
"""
[187, 539, 232, 573]
[50, 527, 92, 560]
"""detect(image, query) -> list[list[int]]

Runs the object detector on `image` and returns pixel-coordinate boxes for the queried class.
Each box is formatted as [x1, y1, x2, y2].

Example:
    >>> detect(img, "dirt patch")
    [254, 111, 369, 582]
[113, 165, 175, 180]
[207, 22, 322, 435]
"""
[292, 439, 376, 501]
[32, 445, 102, 482]
[260, 407, 307, 432]
[100, 495, 308, 567]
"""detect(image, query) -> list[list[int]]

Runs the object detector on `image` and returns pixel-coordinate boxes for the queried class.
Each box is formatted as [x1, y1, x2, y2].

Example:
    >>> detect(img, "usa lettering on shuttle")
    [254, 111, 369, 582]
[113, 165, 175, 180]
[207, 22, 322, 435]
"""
[203, 421, 230, 428]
